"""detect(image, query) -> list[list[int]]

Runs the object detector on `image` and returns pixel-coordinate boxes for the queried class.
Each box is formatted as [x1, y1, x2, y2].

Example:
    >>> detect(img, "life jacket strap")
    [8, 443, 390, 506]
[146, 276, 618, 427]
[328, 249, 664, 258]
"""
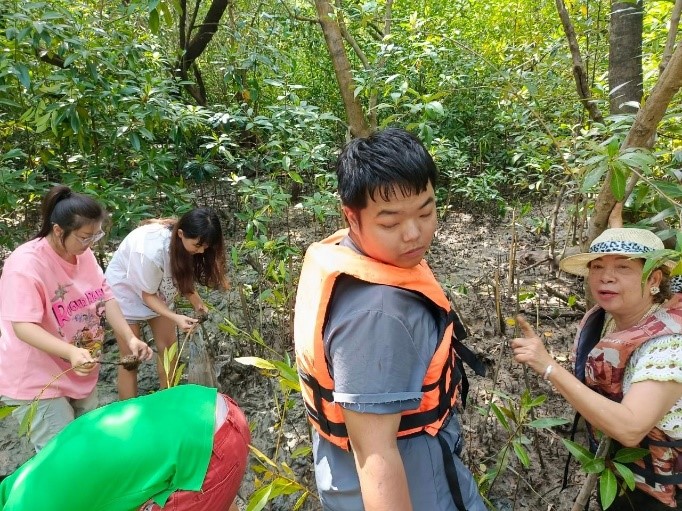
[437, 433, 468, 511]
[299, 370, 338, 437]
[628, 462, 682, 485]
[302, 400, 348, 438]
[447, 310, 487, 378]
[628, 436, 682, 486]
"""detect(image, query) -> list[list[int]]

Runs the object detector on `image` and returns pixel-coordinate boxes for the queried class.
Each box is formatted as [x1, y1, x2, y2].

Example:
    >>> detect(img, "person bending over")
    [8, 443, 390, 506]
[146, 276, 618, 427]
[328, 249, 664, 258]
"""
[0, 384, 250, 511]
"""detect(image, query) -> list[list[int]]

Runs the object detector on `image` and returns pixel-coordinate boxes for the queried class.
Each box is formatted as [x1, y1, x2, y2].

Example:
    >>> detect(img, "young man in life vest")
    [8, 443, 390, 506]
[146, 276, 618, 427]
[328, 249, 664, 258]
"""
[294, 128, 486, 511]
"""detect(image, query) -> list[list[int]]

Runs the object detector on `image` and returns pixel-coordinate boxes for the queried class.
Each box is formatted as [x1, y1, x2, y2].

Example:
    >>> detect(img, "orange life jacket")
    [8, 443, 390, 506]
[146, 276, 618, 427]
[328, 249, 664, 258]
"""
[294, 229, 475, 451]
[574, 298, 682, 507]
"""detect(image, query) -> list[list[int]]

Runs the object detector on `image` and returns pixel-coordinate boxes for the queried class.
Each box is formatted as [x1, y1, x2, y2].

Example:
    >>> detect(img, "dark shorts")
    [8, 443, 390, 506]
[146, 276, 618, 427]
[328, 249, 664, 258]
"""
[142, 395, 250, 511]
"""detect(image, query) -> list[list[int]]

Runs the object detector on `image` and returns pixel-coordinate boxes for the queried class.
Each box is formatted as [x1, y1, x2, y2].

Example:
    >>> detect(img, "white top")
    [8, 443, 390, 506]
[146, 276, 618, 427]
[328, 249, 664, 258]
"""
[623, 334, 682, 439]
[105, 223, 177, 321]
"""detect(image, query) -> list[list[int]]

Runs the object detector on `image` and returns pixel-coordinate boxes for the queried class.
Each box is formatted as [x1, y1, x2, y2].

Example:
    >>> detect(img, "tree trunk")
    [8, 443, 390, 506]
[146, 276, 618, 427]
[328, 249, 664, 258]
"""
[314, 0, 371, 138]
[609, 1, 643, 114]
[587, 42, 682, 241]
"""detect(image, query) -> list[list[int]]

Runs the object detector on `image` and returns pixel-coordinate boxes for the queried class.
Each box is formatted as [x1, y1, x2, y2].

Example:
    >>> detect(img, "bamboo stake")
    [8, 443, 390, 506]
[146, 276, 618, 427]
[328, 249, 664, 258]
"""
[514, 273, 546, 471]
[508, 209, 517, 293]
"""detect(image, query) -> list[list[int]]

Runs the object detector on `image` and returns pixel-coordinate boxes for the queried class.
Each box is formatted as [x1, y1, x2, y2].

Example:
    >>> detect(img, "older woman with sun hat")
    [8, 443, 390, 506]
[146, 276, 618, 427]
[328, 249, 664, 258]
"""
[511, 227, 682, 510]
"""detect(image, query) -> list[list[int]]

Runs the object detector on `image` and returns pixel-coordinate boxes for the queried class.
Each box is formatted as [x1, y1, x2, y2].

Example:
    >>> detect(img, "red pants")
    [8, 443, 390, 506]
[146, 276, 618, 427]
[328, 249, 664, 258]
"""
[142, 395, 250, 511]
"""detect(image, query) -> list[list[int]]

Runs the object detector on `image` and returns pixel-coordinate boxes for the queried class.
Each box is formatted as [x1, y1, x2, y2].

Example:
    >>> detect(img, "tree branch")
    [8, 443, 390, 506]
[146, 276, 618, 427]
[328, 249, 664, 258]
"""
[192, 62, 207, 105]
[314, 0, 371, 137]
[368, 0, 393, 129]
[178, 0, 229, 73]
[383, 0, 393, 37]
[659, 0, 682, 75]
[188, 0, 202, 41]
[37, 50, 65, 68]
[334, 0, 369, 69]
[555, 0, 604, 123]
[366, 21, 384, 41]
[278, 0, 317, 23]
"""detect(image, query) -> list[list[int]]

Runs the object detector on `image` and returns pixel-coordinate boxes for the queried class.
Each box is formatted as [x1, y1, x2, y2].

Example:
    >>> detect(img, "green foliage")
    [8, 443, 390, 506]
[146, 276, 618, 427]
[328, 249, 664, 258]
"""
[0, 405, 17, 421]
[0, 1, 206, 243]
[222, 320, 314, 510]
[162, 340, 186, 388]
[478, 390, 569, 496]
[563, 438, 649, 509]
[18, 401, 38, 439]
[2, 1, 682, 507]
[641, 231, 682, 283]
[247, 444, 311, 511]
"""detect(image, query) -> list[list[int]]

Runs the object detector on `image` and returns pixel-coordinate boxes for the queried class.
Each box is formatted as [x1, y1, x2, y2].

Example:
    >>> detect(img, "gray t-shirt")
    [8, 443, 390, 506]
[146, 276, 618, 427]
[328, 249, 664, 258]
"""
[312, 237, 486, 511]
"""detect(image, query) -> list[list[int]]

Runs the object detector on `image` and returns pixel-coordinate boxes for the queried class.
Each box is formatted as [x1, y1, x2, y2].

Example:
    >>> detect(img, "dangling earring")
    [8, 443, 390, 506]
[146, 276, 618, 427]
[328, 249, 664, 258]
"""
[650, 286, 660, 295]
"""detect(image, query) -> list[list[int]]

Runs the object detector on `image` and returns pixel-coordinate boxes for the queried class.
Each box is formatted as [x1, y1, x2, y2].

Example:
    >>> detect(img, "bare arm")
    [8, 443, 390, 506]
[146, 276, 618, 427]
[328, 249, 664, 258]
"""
[511, 316, 682, 446]
[185, 290, 208, 315]
[142, 291, 198, 331]
[104, 300, 153, 361]
[12, 322, 96, 376]
[342, 408, 413, 511]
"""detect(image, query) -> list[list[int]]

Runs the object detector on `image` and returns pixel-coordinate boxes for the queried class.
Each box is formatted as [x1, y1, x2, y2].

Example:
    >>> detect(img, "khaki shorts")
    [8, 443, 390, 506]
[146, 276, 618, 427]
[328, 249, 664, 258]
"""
[1, 387, 98, 452]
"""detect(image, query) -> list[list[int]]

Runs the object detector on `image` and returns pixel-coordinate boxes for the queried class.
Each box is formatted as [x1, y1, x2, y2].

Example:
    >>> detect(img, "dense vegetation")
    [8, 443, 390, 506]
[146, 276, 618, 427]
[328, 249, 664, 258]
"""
[3, 0, 680, 246]
[1, 0, 681, 509]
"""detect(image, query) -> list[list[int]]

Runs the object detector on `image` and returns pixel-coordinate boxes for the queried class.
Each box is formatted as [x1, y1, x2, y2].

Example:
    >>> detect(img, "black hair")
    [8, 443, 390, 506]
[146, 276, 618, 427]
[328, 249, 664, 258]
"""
[169, 208, 228, 294]
[336, 127, 438, 210]
[35, 185, 106, 241]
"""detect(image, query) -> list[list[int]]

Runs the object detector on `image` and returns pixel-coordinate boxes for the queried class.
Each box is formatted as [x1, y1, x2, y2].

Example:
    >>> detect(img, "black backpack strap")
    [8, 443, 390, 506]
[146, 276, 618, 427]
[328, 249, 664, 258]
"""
[438, 433, 468, 511]
[562, 412, 582, 491]
[573, 308, 605, 383]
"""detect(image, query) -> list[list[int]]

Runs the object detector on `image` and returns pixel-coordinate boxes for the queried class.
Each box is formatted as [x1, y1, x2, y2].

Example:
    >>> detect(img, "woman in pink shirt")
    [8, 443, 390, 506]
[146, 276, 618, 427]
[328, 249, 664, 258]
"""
[0, 185, 153, 451]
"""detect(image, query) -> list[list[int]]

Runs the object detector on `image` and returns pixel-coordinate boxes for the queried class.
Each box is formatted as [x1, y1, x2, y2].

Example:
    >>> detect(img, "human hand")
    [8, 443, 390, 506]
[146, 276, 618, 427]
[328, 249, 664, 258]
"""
[174, 313, 199, 332]
[510, 315, 554, 377]
[194, 302, 209, 316]
[127, 336, 154, 361]
[69, 347, 98, 376]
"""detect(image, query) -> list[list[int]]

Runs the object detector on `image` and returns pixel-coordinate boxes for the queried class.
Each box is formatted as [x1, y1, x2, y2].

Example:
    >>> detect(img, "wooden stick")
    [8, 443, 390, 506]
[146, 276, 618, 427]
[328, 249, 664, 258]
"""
[571, 437, 612, 511]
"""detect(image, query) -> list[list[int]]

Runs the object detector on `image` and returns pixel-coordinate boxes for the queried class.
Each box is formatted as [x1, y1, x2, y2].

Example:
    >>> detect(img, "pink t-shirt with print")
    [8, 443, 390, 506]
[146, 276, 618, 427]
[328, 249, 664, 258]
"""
[0, 237, 113, 400]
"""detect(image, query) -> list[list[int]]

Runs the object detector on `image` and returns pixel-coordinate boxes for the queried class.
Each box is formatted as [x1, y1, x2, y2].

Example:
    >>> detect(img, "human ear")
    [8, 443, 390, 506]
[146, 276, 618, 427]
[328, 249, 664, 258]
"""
[342, 206, 359, 232]
[52, 223, 64, 240]
[177, 229, 185, 239]
[648, 268, 663, 288]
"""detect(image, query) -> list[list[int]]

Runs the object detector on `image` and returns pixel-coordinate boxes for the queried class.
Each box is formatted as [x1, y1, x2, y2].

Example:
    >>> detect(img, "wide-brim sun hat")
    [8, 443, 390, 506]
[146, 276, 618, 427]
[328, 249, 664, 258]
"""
[560, 227, 673, 277]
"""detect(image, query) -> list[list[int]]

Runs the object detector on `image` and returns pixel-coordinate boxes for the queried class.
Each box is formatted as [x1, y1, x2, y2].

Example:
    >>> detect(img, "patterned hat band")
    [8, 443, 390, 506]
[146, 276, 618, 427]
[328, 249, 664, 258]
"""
[589, 241, 655, 255]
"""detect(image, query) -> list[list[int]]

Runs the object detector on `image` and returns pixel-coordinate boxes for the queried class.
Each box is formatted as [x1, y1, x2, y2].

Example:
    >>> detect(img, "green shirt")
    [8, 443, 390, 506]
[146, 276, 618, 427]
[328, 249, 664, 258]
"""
[0, 384, 217, 511]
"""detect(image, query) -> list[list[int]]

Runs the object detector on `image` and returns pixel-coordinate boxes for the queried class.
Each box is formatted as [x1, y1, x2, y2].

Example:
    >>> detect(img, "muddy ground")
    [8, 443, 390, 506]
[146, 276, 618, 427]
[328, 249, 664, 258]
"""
[0, 202, 600, 511]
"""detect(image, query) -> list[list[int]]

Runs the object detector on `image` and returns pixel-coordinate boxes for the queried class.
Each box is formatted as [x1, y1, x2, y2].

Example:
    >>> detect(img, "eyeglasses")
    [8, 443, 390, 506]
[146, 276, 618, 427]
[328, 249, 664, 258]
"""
[74, 230, 105, 246]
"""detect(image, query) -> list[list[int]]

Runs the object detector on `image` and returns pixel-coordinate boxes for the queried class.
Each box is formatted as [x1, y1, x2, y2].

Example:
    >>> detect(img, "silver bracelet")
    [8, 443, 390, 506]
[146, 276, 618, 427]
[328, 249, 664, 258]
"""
[542, 364, 554, 381]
